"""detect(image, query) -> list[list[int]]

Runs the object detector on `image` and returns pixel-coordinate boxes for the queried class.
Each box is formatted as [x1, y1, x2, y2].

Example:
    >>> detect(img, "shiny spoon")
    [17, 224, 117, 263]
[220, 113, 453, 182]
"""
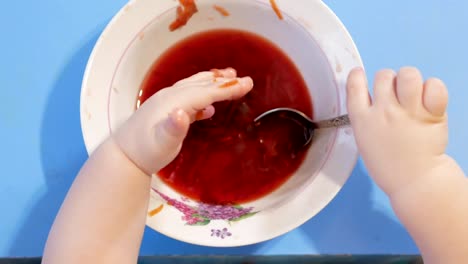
[253, 107, 350, 147]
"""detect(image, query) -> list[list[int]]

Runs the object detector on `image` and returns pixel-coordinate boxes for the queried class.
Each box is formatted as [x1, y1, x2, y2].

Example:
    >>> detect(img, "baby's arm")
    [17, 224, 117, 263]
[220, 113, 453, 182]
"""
[392, 155, 468, 263]
[42, 138, 150, 264]
[42, 68, 253, 264]
[347, 67, 468, 264]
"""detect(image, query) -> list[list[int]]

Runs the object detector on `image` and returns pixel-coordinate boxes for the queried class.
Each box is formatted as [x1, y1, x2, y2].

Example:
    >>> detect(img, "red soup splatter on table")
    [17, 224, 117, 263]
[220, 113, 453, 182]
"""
[138, 29, 313, 205]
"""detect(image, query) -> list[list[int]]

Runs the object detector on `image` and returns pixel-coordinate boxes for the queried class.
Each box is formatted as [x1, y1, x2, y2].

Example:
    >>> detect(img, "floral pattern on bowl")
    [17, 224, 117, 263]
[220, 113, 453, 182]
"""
[153, 189, 257, 226]
[211, 228, 232, 239]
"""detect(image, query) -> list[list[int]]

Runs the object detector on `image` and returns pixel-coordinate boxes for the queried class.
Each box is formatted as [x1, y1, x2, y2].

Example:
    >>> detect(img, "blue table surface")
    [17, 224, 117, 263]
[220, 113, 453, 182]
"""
[1, 0, 467, 257]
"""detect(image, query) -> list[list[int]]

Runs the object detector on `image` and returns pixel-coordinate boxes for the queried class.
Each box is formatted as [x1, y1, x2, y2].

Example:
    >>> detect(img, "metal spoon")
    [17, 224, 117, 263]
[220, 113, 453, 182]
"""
[253, 107, 350, 147]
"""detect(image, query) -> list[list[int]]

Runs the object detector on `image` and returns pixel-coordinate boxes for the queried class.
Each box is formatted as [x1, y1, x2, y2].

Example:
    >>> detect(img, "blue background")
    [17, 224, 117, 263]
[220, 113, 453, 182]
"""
[1, 0, 467, 257]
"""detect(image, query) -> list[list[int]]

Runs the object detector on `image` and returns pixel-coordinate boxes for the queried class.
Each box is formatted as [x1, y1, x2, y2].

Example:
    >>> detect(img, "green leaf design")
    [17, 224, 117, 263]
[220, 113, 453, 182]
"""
[229, 212, 258, 222]
[188, 219, 211, 226]
[191, 213, 203, 218]
[232, 205, 243, 209]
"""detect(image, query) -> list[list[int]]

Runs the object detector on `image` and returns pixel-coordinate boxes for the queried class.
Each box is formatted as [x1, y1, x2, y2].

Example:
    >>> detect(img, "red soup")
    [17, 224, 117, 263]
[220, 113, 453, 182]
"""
[139, 29, 313, 205]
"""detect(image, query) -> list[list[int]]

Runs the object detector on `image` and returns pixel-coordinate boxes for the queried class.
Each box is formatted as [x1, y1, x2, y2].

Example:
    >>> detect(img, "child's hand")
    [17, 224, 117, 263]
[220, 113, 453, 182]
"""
[113, 68, 253, 175]
[347, 67, 449, 196]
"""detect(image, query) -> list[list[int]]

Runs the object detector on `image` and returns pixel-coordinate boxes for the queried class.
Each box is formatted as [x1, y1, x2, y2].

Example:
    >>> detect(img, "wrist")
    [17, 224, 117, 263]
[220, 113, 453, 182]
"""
[389, 155, 463, 207]
[109, 135, 152, 176]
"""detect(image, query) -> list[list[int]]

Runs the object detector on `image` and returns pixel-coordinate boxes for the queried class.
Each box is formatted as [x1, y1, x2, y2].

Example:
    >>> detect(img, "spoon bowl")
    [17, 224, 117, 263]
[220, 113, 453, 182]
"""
[254, 107, 351, 146]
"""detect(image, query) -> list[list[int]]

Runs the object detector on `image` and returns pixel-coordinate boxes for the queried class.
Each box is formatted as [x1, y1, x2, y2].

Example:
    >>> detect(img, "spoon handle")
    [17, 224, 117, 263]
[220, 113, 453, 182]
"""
[316, 114, 350, 128]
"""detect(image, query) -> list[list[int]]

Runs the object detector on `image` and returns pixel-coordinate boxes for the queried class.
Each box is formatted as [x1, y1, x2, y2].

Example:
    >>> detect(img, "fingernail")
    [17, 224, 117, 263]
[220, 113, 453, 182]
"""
[210, 69, 222, 77]
[239, 77, 254, 87]
[224, 67, 236, 76]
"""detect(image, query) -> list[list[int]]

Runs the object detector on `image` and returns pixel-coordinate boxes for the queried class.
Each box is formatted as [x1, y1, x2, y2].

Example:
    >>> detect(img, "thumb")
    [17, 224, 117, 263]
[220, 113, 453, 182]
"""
[153, 109, 190, 165]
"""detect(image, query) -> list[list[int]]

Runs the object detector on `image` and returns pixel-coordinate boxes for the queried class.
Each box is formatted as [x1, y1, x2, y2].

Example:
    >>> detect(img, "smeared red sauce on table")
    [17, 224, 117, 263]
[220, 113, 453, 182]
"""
[139, 29, 313, 204]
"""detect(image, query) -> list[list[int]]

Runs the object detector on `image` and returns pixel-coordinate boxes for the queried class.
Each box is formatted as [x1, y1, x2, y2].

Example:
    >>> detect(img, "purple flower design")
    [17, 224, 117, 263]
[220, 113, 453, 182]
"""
[154, 190, 204, 225]
[211, 228, 232, 239]
[156, 190, 196, 216]
[153, 189, 257, 226]
[198, 203, 253, 221]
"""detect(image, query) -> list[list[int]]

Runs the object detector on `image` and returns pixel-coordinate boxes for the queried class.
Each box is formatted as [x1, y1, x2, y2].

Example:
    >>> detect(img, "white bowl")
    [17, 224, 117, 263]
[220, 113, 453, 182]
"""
[80, 0, 362, 247]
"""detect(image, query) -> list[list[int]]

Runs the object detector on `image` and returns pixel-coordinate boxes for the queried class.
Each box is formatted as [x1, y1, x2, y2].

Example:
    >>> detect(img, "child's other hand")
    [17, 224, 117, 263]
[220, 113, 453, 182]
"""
[347, 67, 449, 196]
[113, 68, 253, 175]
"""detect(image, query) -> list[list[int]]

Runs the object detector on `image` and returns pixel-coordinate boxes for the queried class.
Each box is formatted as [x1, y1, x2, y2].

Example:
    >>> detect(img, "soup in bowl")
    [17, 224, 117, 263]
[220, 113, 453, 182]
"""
[80, 0, 362, 246]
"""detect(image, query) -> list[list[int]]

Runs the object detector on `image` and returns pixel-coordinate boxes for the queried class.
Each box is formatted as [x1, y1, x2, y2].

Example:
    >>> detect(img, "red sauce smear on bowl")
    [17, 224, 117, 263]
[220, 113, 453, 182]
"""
[213, 5, 230, 17]
[170, 1, 283, 31]
[269, 0, 283, 20]
[139, 29, 313, 205]
[169, 0, 198, 31]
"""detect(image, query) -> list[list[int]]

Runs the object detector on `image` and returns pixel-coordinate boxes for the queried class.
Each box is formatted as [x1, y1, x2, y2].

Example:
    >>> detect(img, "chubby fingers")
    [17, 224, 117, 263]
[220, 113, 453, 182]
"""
[194, 105, 216, 121]
[187, 76, 253, 121]
[171, 68, 254, 122]
[211, 67, 237, 78]
[175, 67, 238, 85]
[347, 67, 371, 117]
[204, 76, 253, 106]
